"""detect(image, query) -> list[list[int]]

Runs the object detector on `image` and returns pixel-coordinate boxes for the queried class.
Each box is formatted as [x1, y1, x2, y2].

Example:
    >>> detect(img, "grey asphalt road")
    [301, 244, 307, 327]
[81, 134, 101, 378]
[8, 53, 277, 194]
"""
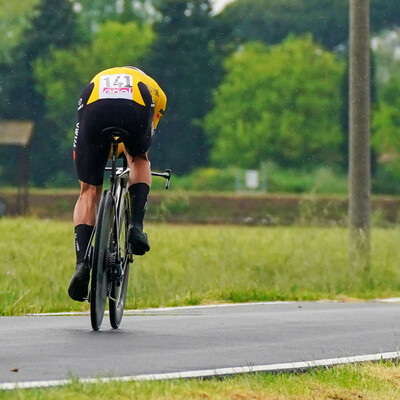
[1, 302, 400, 385]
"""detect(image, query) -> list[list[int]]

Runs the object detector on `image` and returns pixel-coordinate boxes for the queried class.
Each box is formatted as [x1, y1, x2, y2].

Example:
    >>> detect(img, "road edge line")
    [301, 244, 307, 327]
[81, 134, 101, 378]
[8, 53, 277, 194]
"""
[1, 351, 399, 391]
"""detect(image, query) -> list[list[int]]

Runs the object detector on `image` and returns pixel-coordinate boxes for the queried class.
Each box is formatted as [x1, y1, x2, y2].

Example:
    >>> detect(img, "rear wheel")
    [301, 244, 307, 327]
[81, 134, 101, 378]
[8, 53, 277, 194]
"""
[109, 188, 131, 329]
[90, 191, 116, 331]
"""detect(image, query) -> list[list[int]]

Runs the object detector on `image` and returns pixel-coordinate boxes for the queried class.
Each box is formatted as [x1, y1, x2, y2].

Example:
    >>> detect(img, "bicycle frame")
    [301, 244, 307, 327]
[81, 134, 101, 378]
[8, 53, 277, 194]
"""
[84, 132, 172, 264]
[88, 127, 172, 329]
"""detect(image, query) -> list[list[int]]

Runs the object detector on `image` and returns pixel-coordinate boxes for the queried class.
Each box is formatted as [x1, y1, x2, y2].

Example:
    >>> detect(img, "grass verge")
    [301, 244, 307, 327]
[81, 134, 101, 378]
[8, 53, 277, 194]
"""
[1, 218, 400, 315]
[2, 361, 400, 399]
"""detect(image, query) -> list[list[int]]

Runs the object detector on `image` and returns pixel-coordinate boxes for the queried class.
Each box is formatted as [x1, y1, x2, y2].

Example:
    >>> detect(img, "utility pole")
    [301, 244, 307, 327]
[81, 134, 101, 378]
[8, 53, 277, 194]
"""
[349, 0, 371, 274]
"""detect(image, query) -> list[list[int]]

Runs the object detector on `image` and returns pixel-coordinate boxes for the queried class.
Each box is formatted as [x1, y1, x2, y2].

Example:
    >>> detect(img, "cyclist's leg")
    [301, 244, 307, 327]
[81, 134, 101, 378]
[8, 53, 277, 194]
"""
[73, 95, 109, 265]
[125, 150, 151, 227]
[122, 83, 155, 255]
[69, 87, 110, 301]
[123, 152, 151, 254]
[73, 181, 102, 264]
[123, 153, 152, 253]
[70, 186, 107, 301]
[126, 151, 151, 187]
[74, 182, 102, 226]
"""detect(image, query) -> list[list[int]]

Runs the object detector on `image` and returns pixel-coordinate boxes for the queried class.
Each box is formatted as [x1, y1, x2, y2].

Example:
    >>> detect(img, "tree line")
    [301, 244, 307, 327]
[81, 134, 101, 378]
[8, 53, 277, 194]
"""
[1, 0, 400, 189]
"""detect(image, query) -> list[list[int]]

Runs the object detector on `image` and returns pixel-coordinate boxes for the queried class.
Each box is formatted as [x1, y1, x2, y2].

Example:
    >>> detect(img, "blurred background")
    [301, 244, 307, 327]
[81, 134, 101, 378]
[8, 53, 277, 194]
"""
[1, 0, 400, 196]
[3, 0, 400, 314]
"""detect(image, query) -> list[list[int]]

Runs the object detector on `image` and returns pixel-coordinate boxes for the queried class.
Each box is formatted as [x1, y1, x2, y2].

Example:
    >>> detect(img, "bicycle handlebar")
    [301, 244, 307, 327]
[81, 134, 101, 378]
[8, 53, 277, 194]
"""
[151, 168, 172, 189]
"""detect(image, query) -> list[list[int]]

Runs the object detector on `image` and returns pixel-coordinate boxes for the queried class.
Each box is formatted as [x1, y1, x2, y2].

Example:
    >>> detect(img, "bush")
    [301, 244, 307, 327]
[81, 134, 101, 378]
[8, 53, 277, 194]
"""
[312, 167, 348, 194]
[372, 163, 400, 194]
[171, 167, 238, 191]
[170, 165, 348, 194]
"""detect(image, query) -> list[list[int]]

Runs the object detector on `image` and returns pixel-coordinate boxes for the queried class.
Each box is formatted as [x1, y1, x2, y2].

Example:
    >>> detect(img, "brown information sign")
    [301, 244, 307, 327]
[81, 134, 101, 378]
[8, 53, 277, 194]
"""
[0, 121, 33, 146]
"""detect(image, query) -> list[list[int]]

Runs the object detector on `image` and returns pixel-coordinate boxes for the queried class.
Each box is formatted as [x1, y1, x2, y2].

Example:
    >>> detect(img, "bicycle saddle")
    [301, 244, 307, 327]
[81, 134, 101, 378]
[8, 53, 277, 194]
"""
[101, 127, 130, 143]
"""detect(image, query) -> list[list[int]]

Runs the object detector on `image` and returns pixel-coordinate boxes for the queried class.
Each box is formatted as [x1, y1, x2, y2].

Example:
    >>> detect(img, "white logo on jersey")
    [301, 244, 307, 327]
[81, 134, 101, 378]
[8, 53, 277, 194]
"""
[73, 123, 79, 148]
[99, 74, 134, 100]
[77, 98, 83, 111]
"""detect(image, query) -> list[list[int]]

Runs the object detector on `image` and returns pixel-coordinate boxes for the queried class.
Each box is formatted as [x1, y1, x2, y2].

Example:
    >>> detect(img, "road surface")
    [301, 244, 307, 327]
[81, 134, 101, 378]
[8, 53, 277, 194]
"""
[1, 302, 400, 388]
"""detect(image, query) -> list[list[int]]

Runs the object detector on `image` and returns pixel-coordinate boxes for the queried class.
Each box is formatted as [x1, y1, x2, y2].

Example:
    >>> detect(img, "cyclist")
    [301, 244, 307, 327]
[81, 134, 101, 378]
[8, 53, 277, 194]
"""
[68, 66, 167, 302]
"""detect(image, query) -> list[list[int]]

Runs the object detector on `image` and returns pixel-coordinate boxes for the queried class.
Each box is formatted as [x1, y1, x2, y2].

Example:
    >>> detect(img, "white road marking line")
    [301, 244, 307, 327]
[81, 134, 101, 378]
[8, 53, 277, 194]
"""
[377, 298, 400, 303]
[24, 298, 400, 317]
[27, 301, 293, 316]
[1, 351, 399, 391]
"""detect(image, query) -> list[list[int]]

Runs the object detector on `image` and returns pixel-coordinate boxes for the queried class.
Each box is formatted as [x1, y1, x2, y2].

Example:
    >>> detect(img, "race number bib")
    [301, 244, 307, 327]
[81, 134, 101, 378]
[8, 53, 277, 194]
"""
[99, 74, 134, 100]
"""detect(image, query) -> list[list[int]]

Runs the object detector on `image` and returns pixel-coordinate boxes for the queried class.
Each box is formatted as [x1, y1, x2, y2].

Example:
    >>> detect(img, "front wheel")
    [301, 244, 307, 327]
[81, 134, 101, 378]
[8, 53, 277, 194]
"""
[90, 191, 115, 331]
[109, 189, 131, 329]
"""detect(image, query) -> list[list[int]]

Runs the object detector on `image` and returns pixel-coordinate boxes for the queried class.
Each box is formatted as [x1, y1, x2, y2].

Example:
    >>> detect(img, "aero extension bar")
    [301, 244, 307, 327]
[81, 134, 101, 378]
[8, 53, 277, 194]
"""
[104, 167, 172, 190]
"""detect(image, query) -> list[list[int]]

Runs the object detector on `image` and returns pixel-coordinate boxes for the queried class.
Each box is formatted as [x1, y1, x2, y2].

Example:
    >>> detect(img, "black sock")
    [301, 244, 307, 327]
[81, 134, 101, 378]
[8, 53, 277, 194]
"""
[74, 224, 94, 264]
[128, 183, 150, 229]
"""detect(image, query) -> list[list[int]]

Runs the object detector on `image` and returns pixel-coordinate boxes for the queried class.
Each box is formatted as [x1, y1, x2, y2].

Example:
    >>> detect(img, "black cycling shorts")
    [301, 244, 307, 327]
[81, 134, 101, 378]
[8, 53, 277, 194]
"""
[73, 81, 155, 186]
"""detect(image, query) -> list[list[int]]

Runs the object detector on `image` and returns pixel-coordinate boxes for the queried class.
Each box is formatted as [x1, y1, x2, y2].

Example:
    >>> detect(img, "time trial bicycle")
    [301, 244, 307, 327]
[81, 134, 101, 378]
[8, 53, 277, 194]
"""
[84, 127, 171, 331]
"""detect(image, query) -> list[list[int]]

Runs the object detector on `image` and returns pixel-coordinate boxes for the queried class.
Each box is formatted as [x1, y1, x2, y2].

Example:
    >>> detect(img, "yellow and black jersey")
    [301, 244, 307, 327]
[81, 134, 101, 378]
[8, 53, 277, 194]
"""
[87, 66, 167, 129]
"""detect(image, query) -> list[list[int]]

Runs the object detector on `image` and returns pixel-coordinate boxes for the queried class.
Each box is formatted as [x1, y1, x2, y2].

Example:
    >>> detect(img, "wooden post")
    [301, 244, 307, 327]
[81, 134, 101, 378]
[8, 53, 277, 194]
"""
[349, 0, 371, 275]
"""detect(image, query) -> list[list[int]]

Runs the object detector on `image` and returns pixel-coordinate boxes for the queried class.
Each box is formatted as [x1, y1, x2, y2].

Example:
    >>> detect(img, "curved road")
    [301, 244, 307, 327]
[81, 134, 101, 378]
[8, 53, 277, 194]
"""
[1, 302, 400, 388]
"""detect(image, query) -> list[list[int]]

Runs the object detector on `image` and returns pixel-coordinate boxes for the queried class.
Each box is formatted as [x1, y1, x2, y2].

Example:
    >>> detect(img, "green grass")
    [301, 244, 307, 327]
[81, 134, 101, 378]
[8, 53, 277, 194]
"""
[1, 218, 400, 315]
[2, 362, 400, 399]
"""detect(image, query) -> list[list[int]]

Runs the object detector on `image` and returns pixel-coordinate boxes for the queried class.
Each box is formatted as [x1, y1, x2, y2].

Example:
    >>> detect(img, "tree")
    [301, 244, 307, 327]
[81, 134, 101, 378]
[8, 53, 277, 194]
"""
[0, 0, 79, 120]
[372, 76, 400, 178]
[217, 0, 400, 50]
[204, 36, 344, 169]
[0, 0, 38, 63]
[0, 0, 80, 185]
[73, 0, 155, 33]
[372, 29, 400, 87]
[143, 0, 223, 173]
